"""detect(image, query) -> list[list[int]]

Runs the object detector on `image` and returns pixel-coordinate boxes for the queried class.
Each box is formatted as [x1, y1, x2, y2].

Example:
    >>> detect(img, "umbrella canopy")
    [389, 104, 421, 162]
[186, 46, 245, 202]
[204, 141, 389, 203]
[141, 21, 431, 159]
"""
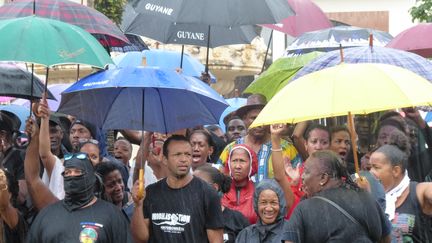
[0, 104, 30, 131]
[0, 16, 113, 68]
[0, 0, 129, 47]
[386, 23, 432, 58]
[219, 97, 247, 132]
[286, 26, 393, 55]
[111, 34, 150, 53]
[12, 83, 71, 111]
[251, 63, 432, 127]
[132, 0, 295, 27]
[262, 0, 332, 37]
[293, 46, 432, 82]
[0, 63, 56, 100]
[58, 66, 228, 133]
[112, 50, 217, 82]
[122, 4, 258, 48]
[244, 52, 322, 100]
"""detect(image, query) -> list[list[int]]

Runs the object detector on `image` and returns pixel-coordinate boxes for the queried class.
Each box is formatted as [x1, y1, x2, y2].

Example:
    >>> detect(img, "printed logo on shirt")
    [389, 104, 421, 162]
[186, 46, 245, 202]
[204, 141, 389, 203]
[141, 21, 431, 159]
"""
[79, 222, 103, 243]
[152, 213, 191, 234]
[391, 213, 415, 243]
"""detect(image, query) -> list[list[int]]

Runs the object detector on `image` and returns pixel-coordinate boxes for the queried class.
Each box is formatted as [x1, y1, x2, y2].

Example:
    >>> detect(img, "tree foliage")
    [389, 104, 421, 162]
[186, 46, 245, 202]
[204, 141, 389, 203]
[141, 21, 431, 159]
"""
[94, 0, 126, 26]
[410, 0, 432, 23]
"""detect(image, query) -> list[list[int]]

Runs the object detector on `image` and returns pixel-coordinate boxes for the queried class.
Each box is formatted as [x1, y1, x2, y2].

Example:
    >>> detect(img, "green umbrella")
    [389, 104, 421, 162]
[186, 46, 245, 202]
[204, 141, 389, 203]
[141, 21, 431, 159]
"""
[0, 16, 112, 68]
[244, 52, 322, 101]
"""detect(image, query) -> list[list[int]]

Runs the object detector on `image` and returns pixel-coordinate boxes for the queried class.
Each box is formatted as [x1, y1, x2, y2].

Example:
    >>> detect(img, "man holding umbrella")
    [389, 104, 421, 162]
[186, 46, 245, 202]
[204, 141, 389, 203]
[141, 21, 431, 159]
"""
[131, 135, 224, 243]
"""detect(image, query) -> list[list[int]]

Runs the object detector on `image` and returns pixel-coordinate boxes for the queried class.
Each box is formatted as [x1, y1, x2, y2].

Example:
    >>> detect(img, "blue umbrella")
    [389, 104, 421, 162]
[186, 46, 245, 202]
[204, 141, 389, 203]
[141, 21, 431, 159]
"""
[219, 97, 246, 132]
[0, 104, 30, 131]
[293, 46, 432, 81]
[58, 66, 228, 133]
[112, 49, 216, 82]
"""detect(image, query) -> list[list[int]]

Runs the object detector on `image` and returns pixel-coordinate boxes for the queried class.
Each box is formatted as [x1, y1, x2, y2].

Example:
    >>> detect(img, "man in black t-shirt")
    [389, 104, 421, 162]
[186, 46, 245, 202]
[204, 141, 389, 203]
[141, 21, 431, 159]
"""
[131, 135, 224, 243]
[27, 153, 131, 243]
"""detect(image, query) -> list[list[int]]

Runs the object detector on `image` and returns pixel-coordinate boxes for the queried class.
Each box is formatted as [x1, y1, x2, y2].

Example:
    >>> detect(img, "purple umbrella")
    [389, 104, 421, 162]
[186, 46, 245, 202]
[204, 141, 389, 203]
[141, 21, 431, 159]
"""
[12, 83, 71, 111]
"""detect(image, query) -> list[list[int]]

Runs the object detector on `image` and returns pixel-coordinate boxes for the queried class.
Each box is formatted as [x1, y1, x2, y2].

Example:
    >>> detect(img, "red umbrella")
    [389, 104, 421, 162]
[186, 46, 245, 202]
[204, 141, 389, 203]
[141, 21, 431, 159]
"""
[262, 0, 332, 37]
[0, 0, 129, 47]
[386, 23, 432, 58]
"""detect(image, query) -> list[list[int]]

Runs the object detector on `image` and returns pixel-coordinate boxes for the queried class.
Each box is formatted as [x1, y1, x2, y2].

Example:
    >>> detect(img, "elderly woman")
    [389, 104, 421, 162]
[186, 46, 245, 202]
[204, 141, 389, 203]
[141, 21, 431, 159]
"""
[235, 179, 287, 243]
[222, 144, 258, 224]
[194, 165, 250, 243]
[282, 150, 391, 243]
[370, 142, 432, 242]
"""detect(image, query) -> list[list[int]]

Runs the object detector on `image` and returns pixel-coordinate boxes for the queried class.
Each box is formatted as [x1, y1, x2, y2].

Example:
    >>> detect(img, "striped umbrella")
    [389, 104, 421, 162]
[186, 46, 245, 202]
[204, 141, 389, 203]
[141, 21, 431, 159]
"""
[0, 0, 129, 47]
[293, 46, 432, 82]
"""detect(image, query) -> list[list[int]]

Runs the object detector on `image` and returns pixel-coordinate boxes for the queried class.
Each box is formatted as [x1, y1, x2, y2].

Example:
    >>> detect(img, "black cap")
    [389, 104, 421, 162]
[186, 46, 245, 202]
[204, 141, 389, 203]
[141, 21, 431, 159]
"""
[70, 119, 97, 139]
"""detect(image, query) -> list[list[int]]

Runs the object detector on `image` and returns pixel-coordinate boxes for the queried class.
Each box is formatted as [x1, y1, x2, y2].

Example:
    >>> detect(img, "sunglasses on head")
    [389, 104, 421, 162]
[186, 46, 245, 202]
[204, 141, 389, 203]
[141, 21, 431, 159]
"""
[64, 152, 88, 161]
[79, 138, 99, 145]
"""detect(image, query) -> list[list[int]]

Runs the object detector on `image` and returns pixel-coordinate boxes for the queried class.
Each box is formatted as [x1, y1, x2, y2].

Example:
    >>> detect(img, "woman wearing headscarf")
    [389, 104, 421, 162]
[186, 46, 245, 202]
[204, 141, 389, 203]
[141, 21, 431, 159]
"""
[222, 144, 258, 224]
[370, 141, 432, 242]
[194, 165, 250, 243]
[282, 150, 391, 243]
[235, 179, 287, 243]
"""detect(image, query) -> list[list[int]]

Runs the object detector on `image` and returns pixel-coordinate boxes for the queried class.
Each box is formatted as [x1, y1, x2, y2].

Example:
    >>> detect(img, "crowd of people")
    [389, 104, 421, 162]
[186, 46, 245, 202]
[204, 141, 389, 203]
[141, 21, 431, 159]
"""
[0, 92, 431, 243]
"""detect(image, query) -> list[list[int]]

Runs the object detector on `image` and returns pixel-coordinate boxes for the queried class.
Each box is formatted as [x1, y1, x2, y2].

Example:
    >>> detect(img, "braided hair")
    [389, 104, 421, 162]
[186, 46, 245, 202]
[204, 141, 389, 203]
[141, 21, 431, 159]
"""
[310, 150, 360, 191]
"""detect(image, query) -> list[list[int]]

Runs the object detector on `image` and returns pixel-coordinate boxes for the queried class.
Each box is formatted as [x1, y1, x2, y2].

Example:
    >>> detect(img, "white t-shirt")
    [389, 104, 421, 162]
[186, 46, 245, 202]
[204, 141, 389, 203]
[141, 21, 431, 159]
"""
[42, 156, 65, 200]
[127, 160, 158, 190]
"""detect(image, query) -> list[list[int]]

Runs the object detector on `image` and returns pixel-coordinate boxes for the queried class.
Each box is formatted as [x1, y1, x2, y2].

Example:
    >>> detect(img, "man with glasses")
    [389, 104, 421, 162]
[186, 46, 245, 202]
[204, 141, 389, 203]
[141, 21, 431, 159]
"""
[27, 153, 132, 243]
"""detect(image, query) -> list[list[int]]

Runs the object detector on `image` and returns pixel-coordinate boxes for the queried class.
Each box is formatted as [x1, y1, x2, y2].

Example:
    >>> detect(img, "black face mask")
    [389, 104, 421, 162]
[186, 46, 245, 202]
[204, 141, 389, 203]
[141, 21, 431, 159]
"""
[63, 173, 95, 211]
[62, 154, 96, 211]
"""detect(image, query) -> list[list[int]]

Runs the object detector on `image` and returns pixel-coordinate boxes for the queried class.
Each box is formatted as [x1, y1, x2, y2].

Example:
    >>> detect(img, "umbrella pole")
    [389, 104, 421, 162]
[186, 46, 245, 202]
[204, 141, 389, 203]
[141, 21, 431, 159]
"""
[76, 64, 80, 81]
[261, 29, 273, 73]
[205, 26, 211, 74]
[44, 67, 49, 95]
[137, 89, 145, 200]
[180, 45, 184, 69]
[29, 63, 34, 117]
[347, 112, 360, 174]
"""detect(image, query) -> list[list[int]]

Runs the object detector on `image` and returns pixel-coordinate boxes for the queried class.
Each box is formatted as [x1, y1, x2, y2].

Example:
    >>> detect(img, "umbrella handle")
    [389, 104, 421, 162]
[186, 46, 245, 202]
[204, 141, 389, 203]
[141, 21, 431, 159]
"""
[137, 168, 144, 200]
[348, 112, 360, 174]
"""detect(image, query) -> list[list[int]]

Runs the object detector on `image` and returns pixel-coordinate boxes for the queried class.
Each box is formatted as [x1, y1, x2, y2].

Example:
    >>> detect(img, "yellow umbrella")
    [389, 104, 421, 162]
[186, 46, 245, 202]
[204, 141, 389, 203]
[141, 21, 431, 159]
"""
[251, 63, 432, 173]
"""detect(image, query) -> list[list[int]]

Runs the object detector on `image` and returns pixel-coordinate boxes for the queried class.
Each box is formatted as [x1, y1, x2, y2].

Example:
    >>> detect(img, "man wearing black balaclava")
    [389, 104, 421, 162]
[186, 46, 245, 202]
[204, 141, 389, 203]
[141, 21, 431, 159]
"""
[27, 153, 132, 243]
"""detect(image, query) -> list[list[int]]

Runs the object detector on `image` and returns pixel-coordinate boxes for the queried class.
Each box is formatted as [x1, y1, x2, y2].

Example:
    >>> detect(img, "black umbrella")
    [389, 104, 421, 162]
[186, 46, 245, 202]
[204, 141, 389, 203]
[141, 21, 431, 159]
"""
[0, 63, 56, 100]
[122, 3, 259, 72]
[131, 0, 294, 27]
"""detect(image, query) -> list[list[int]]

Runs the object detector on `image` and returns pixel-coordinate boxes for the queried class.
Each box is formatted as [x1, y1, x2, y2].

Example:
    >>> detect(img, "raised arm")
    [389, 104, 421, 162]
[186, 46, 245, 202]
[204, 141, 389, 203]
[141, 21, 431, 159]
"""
[291, 122, 309, 161]
[0, 170, 18, 230]
[133, 132, 152, 184]
[24, 118, 58, 210]
[271, 124, 296, 210]
[131, 180, 150, 243]
[120, 130, 142, 145]
[38, 99, 57, 178]
[417, 182, 432, 216]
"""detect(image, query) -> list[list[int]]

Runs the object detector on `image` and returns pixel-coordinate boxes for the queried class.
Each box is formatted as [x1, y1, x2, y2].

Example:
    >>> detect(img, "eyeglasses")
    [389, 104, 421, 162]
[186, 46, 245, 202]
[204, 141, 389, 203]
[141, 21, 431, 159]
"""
[64, 152, 88, 161]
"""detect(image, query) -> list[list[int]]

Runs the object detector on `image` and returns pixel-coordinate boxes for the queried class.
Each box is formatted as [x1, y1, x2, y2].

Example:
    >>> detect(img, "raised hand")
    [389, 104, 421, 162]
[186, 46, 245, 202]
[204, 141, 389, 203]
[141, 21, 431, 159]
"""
[132, 179, 146, 207]
[25, 117, 39, 138]
[270, 124, 287, 137]
[285, 159, 301, 185]
[0, 169, 10, 210]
